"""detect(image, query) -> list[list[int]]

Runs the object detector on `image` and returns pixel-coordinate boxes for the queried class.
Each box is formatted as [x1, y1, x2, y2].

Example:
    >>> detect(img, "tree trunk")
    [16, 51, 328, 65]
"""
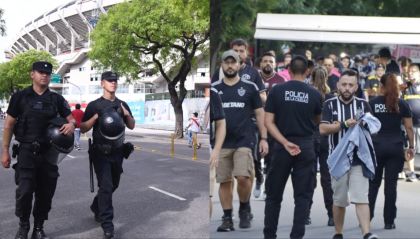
[173, 102, 184, 139]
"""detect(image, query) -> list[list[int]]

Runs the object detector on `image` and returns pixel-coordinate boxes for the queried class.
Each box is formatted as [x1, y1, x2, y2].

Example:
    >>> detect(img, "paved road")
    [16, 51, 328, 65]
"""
[210, 163, 420, 239]
[0, 130, 209, 239]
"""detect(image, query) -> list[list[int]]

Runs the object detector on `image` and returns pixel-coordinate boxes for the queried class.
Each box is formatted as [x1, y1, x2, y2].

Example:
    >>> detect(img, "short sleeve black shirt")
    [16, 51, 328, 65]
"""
[211, 79, 262, 149]
[370, 96, 411, 140]
[210, 88, 225, 148]
[265, 80, 322, 138]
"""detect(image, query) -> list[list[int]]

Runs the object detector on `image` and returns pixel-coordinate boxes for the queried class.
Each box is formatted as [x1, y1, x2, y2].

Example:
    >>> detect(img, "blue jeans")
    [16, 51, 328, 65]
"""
[186, 130, 192, 145]
[74, 128, 81, 147]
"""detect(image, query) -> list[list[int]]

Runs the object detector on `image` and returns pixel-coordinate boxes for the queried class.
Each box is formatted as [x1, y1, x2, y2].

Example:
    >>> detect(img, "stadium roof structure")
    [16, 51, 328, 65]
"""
[254, 14, 420, 45]
[6, 0, 124, 57]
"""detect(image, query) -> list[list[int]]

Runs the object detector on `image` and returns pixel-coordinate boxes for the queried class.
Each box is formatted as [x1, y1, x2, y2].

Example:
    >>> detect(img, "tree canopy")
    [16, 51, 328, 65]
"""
[89, 0, 209, 137]
[211, 0, 420, 70]
[0, 50, 57, 97]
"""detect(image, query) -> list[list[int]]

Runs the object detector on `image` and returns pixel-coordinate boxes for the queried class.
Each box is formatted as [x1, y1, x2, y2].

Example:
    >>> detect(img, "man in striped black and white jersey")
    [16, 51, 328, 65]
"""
[320, 70, 378, 239]
[212, 50, 268, 232]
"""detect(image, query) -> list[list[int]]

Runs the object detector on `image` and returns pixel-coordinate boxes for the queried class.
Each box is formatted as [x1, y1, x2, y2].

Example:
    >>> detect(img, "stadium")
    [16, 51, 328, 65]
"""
[4, 0, 209, 128]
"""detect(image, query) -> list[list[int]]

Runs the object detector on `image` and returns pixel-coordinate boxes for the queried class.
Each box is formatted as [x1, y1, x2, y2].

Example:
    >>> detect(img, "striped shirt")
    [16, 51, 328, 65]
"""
[321, 96, 372, 155]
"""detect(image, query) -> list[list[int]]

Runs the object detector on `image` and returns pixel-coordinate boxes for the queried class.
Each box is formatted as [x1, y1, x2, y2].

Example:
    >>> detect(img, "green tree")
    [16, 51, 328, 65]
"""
[0, 50, 57, 97]
[0, 8, 6, 36]
[214, 0, 420, 65]
[89, 0, 209, 138]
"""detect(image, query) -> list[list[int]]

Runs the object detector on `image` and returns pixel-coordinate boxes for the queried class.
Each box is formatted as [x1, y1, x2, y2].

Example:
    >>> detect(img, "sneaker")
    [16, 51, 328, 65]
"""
[253, 182, 262, 198]
[363, 232, 379, 239]
[332, 233, 343, 239]
[305, 217, 311, 225]
[31, 227, 49, 239]
[15, 223, 30, 239]
[103, 231, 114, 239]
[328, 217, 335, 226]
[239, 209, 252, 228]
[217, 216, 234, 232]
[398, 172, 406, 180]
[406, 172, 418, 182]
[384, 223, 395, 229]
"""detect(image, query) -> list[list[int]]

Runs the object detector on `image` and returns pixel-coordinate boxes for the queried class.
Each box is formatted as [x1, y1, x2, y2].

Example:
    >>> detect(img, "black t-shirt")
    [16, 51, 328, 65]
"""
[211, 64, 266, 93]
[211, 79, 262, 149]
[321, 96, 372, 158]
[403, 82, 420, 127]
[265, 80, 322, 138]
[370, 96, 411, 142]
[385, 60, 401, 75]
[82, 97, 132, 140]
[7, 86, 71, 119]
[210, 88, 225, 148]
[327, 74, 340, 93]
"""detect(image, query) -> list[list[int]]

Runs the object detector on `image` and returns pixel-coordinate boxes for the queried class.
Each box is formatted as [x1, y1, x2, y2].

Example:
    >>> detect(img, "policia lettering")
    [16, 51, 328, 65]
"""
[80, 71, 135, 239]
[1, 61, 76, 239]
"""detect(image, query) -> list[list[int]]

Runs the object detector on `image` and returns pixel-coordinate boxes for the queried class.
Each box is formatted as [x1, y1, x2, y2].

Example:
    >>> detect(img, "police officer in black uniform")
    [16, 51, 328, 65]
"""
[264, 56, 322, 239]
[1, 61, 76, 239]
[80, 71, 135, 239]
[368, 73, 415, 230]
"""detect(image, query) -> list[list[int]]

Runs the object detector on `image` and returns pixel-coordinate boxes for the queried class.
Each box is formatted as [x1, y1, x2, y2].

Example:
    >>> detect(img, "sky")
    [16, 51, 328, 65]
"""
[0, 0, 70, 62]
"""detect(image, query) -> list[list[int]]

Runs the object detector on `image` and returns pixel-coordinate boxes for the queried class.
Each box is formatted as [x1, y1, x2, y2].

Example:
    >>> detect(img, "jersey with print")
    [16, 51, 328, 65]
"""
[321, 96, 372, 155]
[211, 79, 262, 149]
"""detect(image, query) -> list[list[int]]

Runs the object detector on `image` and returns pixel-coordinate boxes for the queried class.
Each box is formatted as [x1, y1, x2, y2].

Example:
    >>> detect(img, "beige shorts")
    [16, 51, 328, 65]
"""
[331, 165, 369, 207]
[216, 147, 254, 183]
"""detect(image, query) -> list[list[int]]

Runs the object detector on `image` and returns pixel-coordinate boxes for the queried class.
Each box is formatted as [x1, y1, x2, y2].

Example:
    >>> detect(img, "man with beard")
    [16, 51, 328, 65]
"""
[212, 50, 268, 232]
[260, 51, 286, 93]
[263, 56, 322, 239]
[212, 39, 267, 200]
[257, 51, 285, 198]
[320, 70, 378, 239]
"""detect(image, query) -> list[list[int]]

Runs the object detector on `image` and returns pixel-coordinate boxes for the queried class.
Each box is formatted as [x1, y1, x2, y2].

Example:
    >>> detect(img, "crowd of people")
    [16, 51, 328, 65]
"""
[210, 39, 420, 239]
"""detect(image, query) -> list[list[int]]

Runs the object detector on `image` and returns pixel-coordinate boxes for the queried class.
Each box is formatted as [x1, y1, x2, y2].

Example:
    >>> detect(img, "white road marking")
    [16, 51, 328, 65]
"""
[148, 186, 186, 201]
[67, 154, 75, 159]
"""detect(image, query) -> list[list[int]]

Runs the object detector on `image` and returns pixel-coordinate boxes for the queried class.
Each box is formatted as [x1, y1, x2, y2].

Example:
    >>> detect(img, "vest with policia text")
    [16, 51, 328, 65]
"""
[14, 91, 58, 144]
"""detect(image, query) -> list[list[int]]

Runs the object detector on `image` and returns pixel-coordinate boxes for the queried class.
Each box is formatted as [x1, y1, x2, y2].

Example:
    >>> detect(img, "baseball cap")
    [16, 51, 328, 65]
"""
[32, 61, 53, 74]
[101, 71, 119, 81]
[221, 50, 240, 63]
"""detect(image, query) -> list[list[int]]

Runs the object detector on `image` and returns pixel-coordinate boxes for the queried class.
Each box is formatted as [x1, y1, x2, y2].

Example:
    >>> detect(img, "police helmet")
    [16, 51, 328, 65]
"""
[98, 108, 125, 141]
[47, 117, 74, 154]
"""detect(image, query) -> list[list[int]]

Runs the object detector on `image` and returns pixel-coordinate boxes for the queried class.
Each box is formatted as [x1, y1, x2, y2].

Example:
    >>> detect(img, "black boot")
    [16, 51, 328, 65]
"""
[31, 220, 49, 239]
[15, 220, 30, 239]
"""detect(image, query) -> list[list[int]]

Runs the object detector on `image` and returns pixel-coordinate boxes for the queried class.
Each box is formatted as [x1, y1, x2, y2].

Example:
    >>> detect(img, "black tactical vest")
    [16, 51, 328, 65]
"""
[14, 91, 58, 143]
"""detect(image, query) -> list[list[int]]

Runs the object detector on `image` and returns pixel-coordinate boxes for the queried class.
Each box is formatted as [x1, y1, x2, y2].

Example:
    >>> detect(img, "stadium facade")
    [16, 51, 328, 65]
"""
[4, 0, 209, 128]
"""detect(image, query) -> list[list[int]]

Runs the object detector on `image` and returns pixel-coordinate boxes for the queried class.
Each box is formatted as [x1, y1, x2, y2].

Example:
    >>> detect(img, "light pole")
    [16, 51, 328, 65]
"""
[67, 81, 82, 103]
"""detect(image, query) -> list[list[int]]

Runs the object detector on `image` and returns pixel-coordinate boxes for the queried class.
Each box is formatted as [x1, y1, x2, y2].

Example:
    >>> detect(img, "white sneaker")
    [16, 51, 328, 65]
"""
[398, 172, 406, 180]
[406, 172, 418, 182]
[253, 183, 262, 198]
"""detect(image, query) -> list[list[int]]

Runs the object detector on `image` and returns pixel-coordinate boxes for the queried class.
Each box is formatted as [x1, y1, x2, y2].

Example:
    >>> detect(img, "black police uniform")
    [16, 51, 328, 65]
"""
[263, 80, 322, 239]
[82, 97, 132, 233]
[212, 64, 267, 185]
[7, 86, 71, 226]
[368, 96, 412, 226]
